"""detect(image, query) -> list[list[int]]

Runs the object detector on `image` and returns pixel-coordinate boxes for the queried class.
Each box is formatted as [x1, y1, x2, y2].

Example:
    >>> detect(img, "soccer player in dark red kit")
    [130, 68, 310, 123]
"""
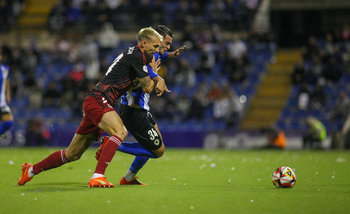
[18, 27, 170, 187]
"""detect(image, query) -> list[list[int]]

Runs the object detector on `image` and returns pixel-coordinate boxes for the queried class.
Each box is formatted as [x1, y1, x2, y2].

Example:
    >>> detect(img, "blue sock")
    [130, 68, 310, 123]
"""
[130, 156, 149, 174]
[0, 121, 13, 135]
[117, 142, 158, 158]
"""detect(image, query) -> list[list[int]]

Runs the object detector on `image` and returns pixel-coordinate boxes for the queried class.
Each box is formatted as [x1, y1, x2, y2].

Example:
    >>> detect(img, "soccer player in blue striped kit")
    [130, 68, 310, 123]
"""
[0, 50, 14, 137]
[96, 25, 185, 185]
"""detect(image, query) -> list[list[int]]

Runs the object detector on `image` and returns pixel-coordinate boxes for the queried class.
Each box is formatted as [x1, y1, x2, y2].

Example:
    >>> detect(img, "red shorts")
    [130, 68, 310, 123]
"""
[76, 95, 115, 141]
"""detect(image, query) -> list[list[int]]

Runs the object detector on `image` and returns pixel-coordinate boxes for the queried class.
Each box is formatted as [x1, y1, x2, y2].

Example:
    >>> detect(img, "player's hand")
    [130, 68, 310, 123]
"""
[150, 58, 161, 74]
[155, 77, 171, 96]
[173, 45, 185, 57]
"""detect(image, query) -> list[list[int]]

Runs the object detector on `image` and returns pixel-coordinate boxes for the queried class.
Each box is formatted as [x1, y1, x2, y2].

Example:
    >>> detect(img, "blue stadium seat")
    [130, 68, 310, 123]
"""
[289, 121, 302, 130]
[275, 121, 287, 130]
[248, 74, 260, 85]
[309, 109, 322, 118]
[295, 109, 307, 117]
[280, 108, 293, 118]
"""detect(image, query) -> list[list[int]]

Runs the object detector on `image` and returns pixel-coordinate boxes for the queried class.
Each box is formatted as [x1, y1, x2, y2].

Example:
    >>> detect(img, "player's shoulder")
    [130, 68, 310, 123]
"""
[124, 46, 142, 58]
[121, 46, 144, 65]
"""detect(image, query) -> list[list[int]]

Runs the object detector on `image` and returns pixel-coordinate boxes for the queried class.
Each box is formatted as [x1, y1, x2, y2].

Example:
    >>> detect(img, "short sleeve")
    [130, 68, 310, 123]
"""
[131, 62, 149, 78]
[128, 53, 149, 78]
[160, 52, 169, 61]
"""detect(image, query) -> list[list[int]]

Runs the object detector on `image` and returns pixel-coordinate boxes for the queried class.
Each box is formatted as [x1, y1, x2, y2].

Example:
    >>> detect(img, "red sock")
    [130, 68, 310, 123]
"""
[94, 135, 122, 175]
[33, 149, 69, 175]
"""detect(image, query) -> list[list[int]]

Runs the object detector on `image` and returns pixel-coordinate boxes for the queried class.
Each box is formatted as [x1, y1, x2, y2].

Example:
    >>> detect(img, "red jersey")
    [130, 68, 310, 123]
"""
[87, 45, 150, 106]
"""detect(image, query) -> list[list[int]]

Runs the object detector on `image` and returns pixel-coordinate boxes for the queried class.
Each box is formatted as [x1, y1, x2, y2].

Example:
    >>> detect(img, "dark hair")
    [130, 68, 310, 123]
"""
[154, 25, 174, 38]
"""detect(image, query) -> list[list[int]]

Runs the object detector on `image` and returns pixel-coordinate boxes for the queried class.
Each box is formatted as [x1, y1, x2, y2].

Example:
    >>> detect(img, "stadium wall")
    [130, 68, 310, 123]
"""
[0, 128, 331, 150]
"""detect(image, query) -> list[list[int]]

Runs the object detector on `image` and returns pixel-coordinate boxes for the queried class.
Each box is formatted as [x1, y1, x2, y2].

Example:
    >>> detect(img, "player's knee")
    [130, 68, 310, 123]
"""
[155, 149, 165, 158]
[154, 141, 165, 158]
[117, 130, 128, 140]
[111, 127, 128, 140]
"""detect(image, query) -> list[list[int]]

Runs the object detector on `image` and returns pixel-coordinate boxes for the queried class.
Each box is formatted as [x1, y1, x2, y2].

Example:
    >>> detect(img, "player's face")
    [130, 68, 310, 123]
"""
[143, 36, 160, 57]
[159, 34, 173, 55]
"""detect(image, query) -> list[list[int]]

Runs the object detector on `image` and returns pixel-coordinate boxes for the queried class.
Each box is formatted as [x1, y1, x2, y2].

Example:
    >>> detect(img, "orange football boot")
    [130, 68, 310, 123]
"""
[88, 177, 114, 187]
[18, 163, 33, 186]
[120, 177, 146, 185]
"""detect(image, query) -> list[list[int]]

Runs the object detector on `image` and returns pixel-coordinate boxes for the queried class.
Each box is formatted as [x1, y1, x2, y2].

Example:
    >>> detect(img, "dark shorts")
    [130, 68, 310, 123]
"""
[76, 95, 115, 141]
[119, 104, 162, 150]
[0, 105, 12, 117]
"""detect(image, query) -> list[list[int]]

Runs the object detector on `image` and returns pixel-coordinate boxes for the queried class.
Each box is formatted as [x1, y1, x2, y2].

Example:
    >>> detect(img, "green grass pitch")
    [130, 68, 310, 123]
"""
[1, 148, 349, 214]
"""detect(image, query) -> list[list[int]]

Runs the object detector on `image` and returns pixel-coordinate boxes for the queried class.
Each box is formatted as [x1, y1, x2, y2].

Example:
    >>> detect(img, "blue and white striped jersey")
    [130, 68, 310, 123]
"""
[120, 52, 169, 110]
[0, 64, 9, 107]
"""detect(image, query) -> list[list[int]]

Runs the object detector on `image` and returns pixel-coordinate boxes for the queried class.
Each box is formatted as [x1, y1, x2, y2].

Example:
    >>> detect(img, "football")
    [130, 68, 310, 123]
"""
[272, 166, 296, 188]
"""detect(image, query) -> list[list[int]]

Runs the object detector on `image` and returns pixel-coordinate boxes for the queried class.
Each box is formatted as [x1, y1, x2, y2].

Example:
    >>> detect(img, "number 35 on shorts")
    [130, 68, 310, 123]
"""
[148, 128, 160, 146]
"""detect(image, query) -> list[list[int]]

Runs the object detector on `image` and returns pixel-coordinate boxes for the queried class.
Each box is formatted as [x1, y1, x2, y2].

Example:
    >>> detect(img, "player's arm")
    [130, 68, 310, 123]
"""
[153, 75, 170, 96]
[129, 60, 159, 91]
[167, 45, 185, 58]
[133, 55, 170, 96]
[138, 76, 169, 96]
[136, 58, 159, 93]
[138, 57, 161, 93]
[129, 81, 141, 90]
[148, 57, 161, 78]
[148, 57, 170, 96]
[5, 79, 10, 103]
[138, 76, 155, 94]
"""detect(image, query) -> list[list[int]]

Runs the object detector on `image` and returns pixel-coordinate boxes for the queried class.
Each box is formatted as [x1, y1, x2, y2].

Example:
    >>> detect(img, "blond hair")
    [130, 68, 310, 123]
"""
[137, 27, 163, 43]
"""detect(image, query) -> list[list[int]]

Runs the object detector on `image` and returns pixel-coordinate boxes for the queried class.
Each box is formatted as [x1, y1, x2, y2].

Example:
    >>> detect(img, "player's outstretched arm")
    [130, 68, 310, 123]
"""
[168, 45, 185, 58]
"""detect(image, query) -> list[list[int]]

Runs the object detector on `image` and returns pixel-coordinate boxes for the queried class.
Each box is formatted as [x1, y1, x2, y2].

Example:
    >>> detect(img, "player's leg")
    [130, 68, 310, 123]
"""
[65, 132, 97, 161]
[79, 95, 125, 187]
[151, 123, 165, 157]
[95, 136, 158, 160]
[117, 106, 164, 184]
[119, 105, 164, 157]
[95, 138, 157, 185]
[121, 123, 164, 185]
[120, 142, 160, 157]
[120, 156, 149, 185]
[18, 133, 95, 186]
[89, 111, 127, 187]
[96, 105, 160, 160]
[18, 95, 101, 186]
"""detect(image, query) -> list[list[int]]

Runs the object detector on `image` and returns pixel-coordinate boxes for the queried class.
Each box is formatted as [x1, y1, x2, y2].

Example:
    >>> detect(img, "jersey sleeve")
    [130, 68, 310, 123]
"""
[147, 65, 159, 79]
[160, 52, 169, 61]
[129, 54, 149, 78]
[154, 52, 169, 62]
